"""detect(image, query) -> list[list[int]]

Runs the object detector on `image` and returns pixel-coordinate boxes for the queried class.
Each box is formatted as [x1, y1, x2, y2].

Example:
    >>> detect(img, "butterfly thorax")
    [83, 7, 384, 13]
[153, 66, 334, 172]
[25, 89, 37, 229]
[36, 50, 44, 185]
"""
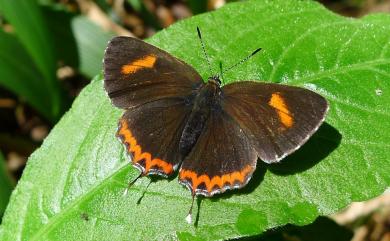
[179, 80, 222, 159]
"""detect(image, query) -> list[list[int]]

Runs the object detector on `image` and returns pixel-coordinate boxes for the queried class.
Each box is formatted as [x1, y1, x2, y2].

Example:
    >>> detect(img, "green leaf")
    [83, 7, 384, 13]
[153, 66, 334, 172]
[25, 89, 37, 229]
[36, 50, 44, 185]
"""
[0, 0, 56, 80]
[41, 6, 115, 78]
[126, 0, 143, 12]
[71, 16, 115, 78]
[0, 152, 13, 221]
[42, 6, 79, 69]
[126, 0, 162, 30]
[188, 0, 208, 14]
[1, 0, 390, 240]
[0, 0, 66, 121]
[0, 30, 54, 120]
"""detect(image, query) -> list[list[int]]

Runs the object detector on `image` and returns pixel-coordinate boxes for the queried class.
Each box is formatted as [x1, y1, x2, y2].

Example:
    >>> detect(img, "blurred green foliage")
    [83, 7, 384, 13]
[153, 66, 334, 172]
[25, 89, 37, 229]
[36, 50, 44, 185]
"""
[0, 0, 114, 122]
[0, 0, 213, 123]
[0, 152, 13, 222]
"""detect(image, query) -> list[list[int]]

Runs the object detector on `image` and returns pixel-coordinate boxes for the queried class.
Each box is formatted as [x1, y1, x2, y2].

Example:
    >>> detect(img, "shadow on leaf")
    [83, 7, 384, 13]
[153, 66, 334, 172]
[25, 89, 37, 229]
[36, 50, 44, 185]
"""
[237, 216, 353, 241]
[267, 122, 341, 176]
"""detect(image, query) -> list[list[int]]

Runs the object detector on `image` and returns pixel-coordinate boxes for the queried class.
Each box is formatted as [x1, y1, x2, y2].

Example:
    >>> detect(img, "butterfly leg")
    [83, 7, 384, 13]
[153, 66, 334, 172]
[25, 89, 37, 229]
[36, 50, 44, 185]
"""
[123, 172, 144, 196]
[185, 191, 196, 224]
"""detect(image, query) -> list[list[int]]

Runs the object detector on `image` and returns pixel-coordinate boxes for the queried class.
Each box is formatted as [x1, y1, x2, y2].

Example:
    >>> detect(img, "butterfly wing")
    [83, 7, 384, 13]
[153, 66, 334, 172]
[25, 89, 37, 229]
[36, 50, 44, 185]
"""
[179, 109, 257, 196]
[222, 81, 328, 163]
[117, 99, 193, 176]
[104, 37, 203, 176]
[104, 36, 203, 109]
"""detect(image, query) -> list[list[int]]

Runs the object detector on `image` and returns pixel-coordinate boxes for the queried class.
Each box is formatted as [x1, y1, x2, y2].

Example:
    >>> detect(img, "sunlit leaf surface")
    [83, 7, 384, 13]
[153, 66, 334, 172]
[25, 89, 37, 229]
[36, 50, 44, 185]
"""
[1, 0, 389, 240]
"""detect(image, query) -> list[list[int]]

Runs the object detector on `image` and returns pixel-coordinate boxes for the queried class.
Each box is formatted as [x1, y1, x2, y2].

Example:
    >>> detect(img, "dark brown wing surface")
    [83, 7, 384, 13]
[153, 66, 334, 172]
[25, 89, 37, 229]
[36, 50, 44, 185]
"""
[117, 98, 192, 176]
[104, 37, 204, 177]
[222, 81, 328, 163]
[179, 109, 257, 196]
[104, 36, 203, 109]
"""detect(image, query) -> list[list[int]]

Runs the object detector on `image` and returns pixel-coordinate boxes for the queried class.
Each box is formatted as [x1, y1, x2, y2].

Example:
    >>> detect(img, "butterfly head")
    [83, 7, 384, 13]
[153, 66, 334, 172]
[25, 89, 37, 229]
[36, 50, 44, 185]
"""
[208, 75, 222, 86]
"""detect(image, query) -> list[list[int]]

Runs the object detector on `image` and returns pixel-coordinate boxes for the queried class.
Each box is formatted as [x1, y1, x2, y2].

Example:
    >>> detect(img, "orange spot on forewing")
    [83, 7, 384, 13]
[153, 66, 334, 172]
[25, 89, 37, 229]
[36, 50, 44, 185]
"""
[117, 120, 173, 175]
[179, 165, 253, 194]
[268, 92, 294, 128]
[121, 55, 157, 74]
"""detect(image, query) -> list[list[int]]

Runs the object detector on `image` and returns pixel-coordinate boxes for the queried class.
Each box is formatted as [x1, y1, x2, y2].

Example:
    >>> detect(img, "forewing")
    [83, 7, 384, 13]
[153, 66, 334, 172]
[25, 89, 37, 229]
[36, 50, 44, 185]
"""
[222, 81, 328, 163]
[104, 36, 203, 109]
[179, 110, 257, 196]
[117, 98, 192, 177]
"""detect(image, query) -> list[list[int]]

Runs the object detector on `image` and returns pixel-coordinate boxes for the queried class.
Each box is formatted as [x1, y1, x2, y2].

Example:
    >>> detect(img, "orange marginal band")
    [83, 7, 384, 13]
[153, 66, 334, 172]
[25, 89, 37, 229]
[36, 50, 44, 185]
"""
[117, 119, 173, 174]
[179, 165, 253, 193]
[268, 92, 293, 128]
[121, 54, 157, 75]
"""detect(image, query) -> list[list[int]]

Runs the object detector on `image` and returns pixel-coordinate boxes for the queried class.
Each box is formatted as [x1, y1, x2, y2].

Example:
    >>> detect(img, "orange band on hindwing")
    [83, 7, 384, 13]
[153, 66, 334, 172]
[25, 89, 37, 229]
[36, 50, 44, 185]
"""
[179, 165, 253, 194]
[117, 119, 173, 175]
[121, 54, 157, 74]
[268, 92, 294, 128]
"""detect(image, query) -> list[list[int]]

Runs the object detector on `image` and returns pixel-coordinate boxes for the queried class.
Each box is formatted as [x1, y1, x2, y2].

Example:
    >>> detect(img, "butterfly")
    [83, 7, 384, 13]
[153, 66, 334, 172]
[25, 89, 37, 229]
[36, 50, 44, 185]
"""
[103, 27, 328, 223]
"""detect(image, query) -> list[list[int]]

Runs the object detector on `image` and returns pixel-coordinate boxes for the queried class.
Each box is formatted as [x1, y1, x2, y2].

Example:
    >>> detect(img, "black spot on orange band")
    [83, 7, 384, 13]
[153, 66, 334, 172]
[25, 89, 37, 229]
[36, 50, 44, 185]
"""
[117, 119, 173, 175]
[179, 165, 253, 194]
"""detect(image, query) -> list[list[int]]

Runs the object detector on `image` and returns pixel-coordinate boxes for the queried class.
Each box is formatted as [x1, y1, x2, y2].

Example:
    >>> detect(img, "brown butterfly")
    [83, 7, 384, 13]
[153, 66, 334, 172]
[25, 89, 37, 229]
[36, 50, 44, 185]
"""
[103, 28, 328, 223]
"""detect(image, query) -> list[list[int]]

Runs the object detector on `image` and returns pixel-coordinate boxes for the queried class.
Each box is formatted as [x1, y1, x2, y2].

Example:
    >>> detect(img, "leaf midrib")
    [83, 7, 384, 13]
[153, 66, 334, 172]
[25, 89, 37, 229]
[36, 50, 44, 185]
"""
[30, 163, 128, 241]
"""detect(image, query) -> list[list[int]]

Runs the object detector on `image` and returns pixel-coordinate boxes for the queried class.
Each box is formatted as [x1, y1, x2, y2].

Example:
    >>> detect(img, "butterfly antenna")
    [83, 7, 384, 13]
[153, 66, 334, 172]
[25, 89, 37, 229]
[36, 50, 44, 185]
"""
[222, 48, 262, 75]
[197, 27, 213, 75]
[185, 192, 196, 224]
[123, 172, 143, 196]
